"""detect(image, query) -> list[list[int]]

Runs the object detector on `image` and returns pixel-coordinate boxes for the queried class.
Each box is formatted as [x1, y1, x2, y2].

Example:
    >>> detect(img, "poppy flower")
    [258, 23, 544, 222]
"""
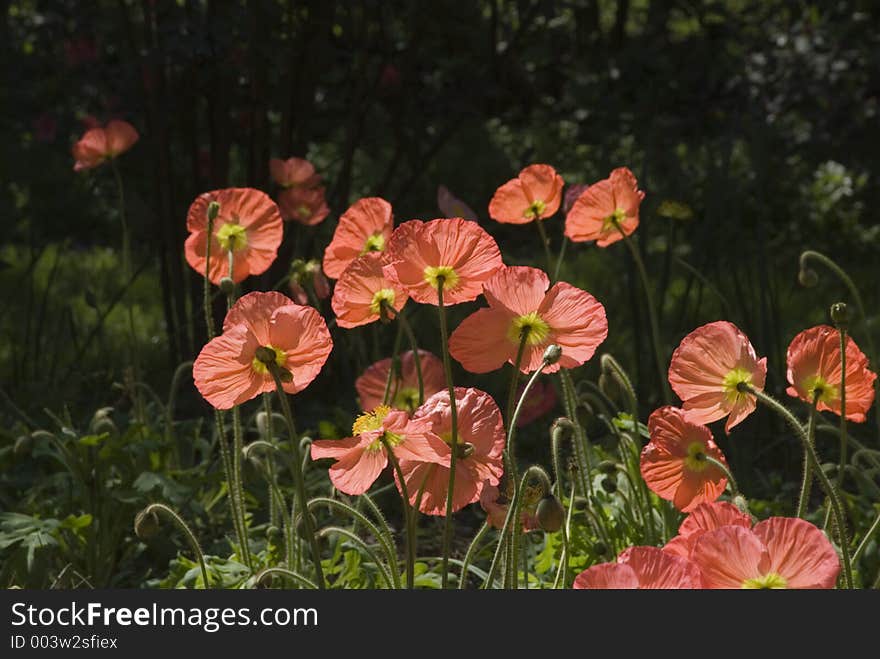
[667, 321, 767, 432]
[184, 188, 283, 285]
[640, 406, 729, 512]
[397, 387, 505, 515]
[331, 253, 409, 328]
[437, 185, 478, 220]
[785, 325, 876, 422]
[355, 350, 446, 414]
[573, 546, 701, 589]
[72, 120, 139, 171]
[382, 218, 503, 306]
[310, 406, 448, 496]
[663, 501, 752, 558]
[277, 186, 330, 226]
[488, 164, 564, 225]
[323, 197, 394, 279]
[692, 517, 840, 589]
[479, 480, 540, 532]
[269, 157, 321, 189]
[448, 265, 607, 374]
[564, 167, 644, 247]
[193, 291, 332, 409]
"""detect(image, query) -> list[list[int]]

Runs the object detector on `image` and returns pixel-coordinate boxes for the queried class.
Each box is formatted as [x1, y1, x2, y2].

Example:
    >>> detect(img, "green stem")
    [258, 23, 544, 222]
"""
[552, 478, 576, 589]
[231, 406, 252, 569]
[382, 320, 405, 405]
[381, 437, 415, 589]
[704, 455, 740, 498]
[110, 160, 130, 284]
[213, 410, 248, 568]
[385, 304, 425, 406]
[203, 214, 216, 340]
[436, 282, 458, 589]
[535, 218, 555, 276]
[797, 393, 821, 519]
[140, 504, 210, 589]
[165, 361, 193, 468]
[836, 327, 848, 489]
[852, 510, 880, 566]
[553, 235, 568, 282]
[269, 368, 325, 588]
[262, 394, 279, 528]
[307, 497, 397, 576]
[615, 222, 670, 404]
[253, 567, 318, 590]
[746, 385, 853, 588]
[458, 522, 490, 589]
[505, 333, 528, 434]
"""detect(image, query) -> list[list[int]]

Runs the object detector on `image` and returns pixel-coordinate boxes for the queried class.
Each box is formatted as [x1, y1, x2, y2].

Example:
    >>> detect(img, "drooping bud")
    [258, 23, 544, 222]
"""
[535, 495, 565, 532]
[798, 268, 818, 288]
[550, 417, 575, 443]
[600, 476, 618, 494]
[134, 509, 160, 540]
[265, 525, 282, 541]
[542, 344, 562, 365]
[14, 435, 32, 457]
[597, 460, 618, 475]
[219, 277, 235, 295]
[207, 200, 221, 221]
[830, 302, 850, 328]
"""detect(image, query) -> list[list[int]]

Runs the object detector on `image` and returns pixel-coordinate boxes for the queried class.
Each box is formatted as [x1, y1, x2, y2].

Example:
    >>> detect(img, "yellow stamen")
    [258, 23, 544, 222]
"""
[507, 311, 551, 346]
[361, 233, 386, 255]
[683, 442, 710, 472]
[251, 345, 286, 375]
[392, 387, 420, 413]
[601, 207, 627, 232]
[524, 199, 546, 220]
[722, 367, 754, 404]
[423, 265, 459, 291]
[352, 405, 392, 436]
[802, 375, 839, 404]
[215, 222, 249, 252]
[742, 573, 788, 589]
[370, 289, 396, 315]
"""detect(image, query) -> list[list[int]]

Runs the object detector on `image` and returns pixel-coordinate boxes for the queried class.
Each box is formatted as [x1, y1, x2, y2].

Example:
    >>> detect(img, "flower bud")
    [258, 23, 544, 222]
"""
[550, 417, 575, 443]
[14, 434, 32, 457]
[600, 476, 617, 494]
[830, 302, 850, 327]
[207, 200, 221, 221]
[597, 460, 618, 474]
[256, 411, 271, 438]
[542, 344, 562, 365]
[134, 510, 160, 540]
[219, 277, 235, 295]
[456, 442, 475, 459]
[265, 525, 282, 541]
[535, 495, 565, 532]
[798, 268, 818, 288]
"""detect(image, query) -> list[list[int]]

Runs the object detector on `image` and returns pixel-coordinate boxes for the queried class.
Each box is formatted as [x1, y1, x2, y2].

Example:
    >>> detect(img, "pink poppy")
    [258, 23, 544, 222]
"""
[573, 546, 702, 589]
[72, 120, 139, 171]
[663, 501, 752, 558]
[785, 325, 877, 422]
[448, 265, 607, 373]
[277, 186, 330, 226]
[331, 253, 409, 328]
[564, 167, 644, 246]
[397, 387, 505, 515]
[668, 321, 767, 432]
[479, 481, 540, 531]
[382, 218, 503, 306]
[269, 157, 321, 189]
[310, 406, 448, 495]
[323, 197, 394, 279]
[488, 164, 564, 224]
[692, 517, 840, 589]
[184, 188, 283, 284]
[355, 350, 446, 414]
[193, 291, 332, 409]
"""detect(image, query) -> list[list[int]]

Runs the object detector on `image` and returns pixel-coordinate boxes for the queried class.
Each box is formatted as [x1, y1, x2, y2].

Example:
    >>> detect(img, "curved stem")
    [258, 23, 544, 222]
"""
[535, 218, 555, 276]
[852, 511, 880, 566]
[307, 497, 397, 576]
[269, 369, 325, 588]
[230, 406, 252, 569]
[836, 327, 848, 489]
[458, 522, 490, 589]
[436, 282, 458, 589]
[394, 308, 425, 405]
[505, 333, 528, 434]
[797, 393, 821, 519]
[140, 504, 210, 589]
[382, 320, 405, 405]
[317, 527, 397, 588]
[704, 455, 740, 498]
[253, 567, 318, 590]
[553, 235, 568, 283]
[552, 478, 576, 589]
[381, 438, 415, 589]
[165, 360, 193, 467]
[110, 160, 130, 283]
[745, 385, 853, 588]
[615, 222, 670, 404]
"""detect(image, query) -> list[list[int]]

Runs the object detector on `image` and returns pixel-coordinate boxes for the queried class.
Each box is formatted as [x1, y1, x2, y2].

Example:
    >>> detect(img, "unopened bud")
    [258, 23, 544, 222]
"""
[798, 268, 818, 288]
[600, 476, 618, 494]
[14, 435, 32, 457]
[219, 277, 235, 295]
[535, 495, 565, 532]
[830, 302, 850, 327]
[542, 344, 562, 365]
[550, 417, 575, 443]
[732, 495, 750, 515]
[207, 201, 221, 221]
[456, 442, 475, 459]
[266, 525, 282, 541]
[134, 510, 160, 540]
[597, 460, 618, 474]
[256, 411, 271, 438]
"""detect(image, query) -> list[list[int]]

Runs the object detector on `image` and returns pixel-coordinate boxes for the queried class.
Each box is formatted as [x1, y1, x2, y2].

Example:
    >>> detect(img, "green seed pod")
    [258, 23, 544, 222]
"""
[535, 495, 565, 533]
[542, 344, 563, 365]
[219, 277, 235, 296]
[207, 201, 221, 221]
[830, 302, 850, 327]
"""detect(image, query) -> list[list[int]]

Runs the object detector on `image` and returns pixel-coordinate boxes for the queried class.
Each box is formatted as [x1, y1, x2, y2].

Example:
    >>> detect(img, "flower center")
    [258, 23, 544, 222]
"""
[215, 222, 249, 252]
[601, 208, 628, 232]
[423, 265, 460, 291]
[370, 288, 397, 315]
[251, 344, 287, 375]
[507, 311, 551, 346]
[296, 204, 312, 218]
[392, 387, 420, 413]
[742, 573, 788, 589]
[802, 375, 839, 404]
[524, 199, 546, 220]
[722, 367, 754, 404]
[683, 442, 709, 472]
[352, 405, 392, 435]
[361, 232, 386, 255]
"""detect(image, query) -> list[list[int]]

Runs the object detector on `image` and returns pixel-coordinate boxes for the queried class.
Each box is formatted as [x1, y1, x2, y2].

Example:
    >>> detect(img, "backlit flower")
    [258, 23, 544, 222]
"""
[668, 321, 767, 432]
[564, 167, 644, 246]
[193, 291, 332, 409]
[278, 186, 330, 226]
[573, 546, 701, 589]
[479, 480, 540, 532]
[448, 265, 607, 373]
[663, 501, 752, 558]
[331, 253, 409, 328]
[310, 406, 448, 495]
[355, 350, 446, 414]
[640, 406, 729, 512]
[397, 387, 505, 515]
[488, 164, 564, 224]
[72, 119, 139, 171]
[184, 188, 283, 284]
[269, 157, 321, 189]
[785, 325, 876, 422]
[323, 197, 394, 279]
[383, 218, 503, 305]
[692, 517, 840, 589]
